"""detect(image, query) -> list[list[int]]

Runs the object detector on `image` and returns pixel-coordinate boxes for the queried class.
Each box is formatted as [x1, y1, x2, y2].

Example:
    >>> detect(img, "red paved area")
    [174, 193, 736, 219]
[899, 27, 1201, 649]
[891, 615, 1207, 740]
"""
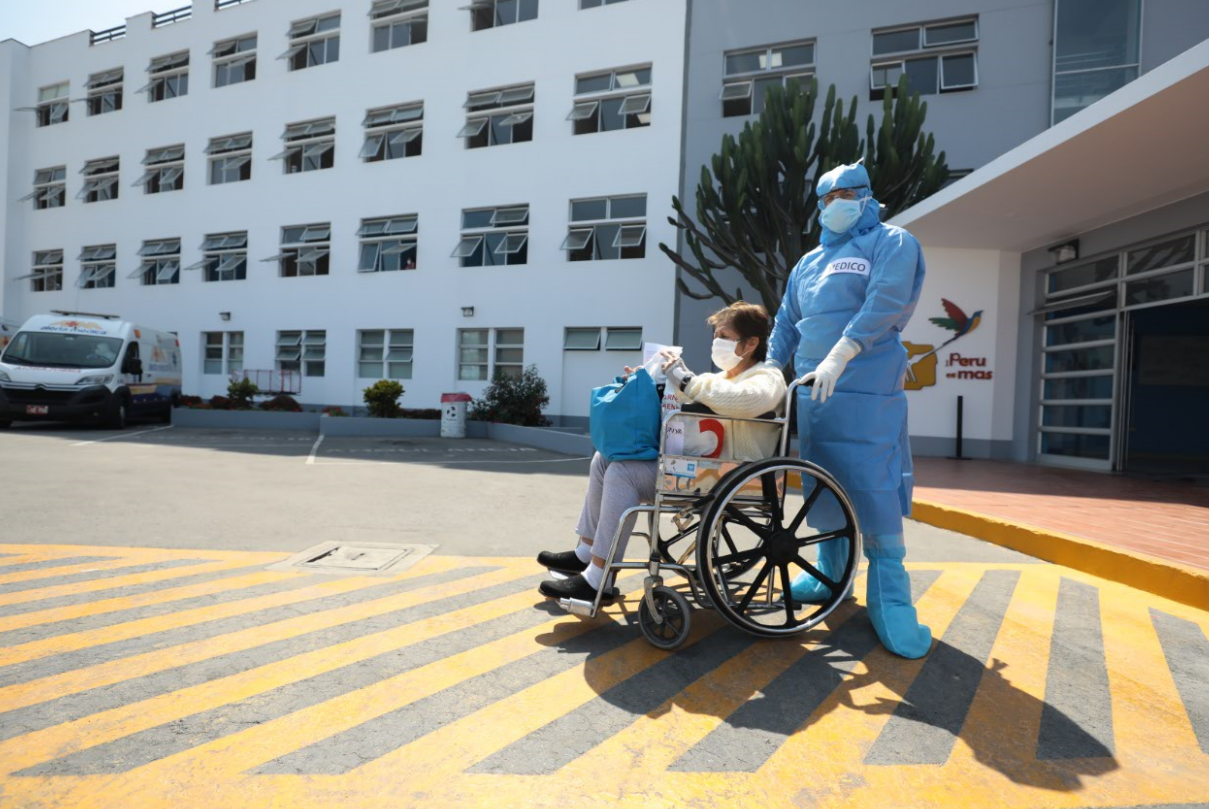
[913, 457, 1209, 572]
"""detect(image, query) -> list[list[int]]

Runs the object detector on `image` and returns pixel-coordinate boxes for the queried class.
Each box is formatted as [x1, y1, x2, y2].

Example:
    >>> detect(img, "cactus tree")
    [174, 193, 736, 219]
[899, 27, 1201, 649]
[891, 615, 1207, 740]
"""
[660, 75, 949, 315]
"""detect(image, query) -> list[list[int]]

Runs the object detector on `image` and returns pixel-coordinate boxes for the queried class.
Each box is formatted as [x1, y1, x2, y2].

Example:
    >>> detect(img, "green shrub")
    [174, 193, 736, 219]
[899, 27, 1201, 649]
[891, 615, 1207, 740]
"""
[470, 365, 550, 427]
[227, 378, 259, 409]
[363, 379, 405, 418]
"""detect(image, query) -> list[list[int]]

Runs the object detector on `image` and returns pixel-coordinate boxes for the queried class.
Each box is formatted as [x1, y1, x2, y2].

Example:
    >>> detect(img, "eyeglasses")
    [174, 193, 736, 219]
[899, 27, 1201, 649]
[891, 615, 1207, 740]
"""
[821, 188, 860, 206]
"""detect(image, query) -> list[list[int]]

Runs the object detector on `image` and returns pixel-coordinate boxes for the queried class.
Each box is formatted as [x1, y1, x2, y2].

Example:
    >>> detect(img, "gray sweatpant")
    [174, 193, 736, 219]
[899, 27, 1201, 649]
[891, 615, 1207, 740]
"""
[575, 452, 659, 563]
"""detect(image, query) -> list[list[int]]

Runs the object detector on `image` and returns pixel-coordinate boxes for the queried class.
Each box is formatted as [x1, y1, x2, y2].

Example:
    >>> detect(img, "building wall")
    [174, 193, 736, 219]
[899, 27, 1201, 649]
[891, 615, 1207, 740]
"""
[1, 0, 688, 415]
[1141, 0, 1209, 72]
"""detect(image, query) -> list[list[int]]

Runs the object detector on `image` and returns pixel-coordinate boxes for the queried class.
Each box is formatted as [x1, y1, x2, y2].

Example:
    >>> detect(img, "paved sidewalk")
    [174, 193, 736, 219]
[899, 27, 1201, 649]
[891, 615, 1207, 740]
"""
[914, 457, 1209, 571]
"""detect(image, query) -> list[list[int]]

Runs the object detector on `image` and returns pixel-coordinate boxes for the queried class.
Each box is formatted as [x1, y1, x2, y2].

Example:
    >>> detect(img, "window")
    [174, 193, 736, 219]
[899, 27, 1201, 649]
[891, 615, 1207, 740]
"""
[869, 19, 978, 100]
[21, 167, 66, 210]
[78, 157, 120, 203]
[78, 244, 117, 289]
[266, 224, 331, 277]
[358, 329, 414, 379]
[203, 331, 244, 374]
[453, 205, 528, 267]
[371, 0, 428, 52]
[184, 232, 248, 282]
[469, 0, 538, 31]
[570, 65, 650, 134]
[85, 68, 123, 116]
[562, 194, 646, 261]
[276, 330, 325, 377]
[139, 51, 190, 102]
[458, 328, 523, 380]
[207, 132, 253, 184]
[273, 118, 335, 173]
[212, 33, 257, 87]
[35, 82, 69, 127]
[605, 327, 642, 350]
[21, 250, 64, 292]
[460, 84, 534, 148]
[1052, 0, 1141, 124]
[132, 239, 182, 286]
[721, 40, 814, 117]
[580, 0, 630, 7]
[359, 215, 418, 272]
[280, 12, 340, 71]
[564, 327, 602, 350]
[136, 145, 185, 194]
[362, 102, 423, 161]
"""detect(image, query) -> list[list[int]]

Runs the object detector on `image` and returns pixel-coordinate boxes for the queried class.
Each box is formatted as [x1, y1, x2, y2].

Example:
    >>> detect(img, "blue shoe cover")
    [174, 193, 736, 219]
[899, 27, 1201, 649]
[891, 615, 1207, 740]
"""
[866, 552, 932, 659]
[789, 537, 852, 603]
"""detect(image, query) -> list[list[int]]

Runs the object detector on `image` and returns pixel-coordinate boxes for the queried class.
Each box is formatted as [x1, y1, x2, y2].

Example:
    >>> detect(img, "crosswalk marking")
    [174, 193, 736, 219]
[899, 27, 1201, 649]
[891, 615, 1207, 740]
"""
[0, 545, 1207, 809]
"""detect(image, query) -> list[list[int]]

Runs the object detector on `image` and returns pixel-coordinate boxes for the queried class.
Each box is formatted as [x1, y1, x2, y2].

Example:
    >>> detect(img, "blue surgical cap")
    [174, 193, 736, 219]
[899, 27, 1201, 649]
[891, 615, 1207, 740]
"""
[817, 161, 871, 198]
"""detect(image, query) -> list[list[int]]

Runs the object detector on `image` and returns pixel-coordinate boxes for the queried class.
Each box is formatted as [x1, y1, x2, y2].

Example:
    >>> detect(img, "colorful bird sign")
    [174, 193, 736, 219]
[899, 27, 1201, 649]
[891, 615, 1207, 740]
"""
[928, 299, 983, 338]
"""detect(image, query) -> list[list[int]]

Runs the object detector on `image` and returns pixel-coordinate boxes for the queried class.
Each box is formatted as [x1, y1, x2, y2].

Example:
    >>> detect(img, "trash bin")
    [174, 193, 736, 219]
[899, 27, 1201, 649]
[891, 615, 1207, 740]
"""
[440, 393, 473, 438]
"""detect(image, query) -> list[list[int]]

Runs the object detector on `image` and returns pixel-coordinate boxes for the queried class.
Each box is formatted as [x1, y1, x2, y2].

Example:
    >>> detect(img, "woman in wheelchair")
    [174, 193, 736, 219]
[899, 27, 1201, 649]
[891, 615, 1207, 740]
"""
[537, 302, 787, 603]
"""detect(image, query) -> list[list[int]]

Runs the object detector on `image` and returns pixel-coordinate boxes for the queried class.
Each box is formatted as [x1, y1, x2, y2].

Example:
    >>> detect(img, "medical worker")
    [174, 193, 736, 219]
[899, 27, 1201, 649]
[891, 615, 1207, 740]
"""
[766, 161, 931, 659]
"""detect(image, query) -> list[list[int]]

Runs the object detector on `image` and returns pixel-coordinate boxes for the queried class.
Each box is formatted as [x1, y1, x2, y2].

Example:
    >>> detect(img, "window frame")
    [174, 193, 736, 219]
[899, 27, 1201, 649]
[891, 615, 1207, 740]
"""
[24, 166, 67, 210]
[570, 64, 652, 134]
[135, 144, 185, 194]
[454, 205, 530, 267]
[206, 133, 253, 184]
[358, 215, 419, 273]
[720, 40, 815, 117]
[35, 82, 70, 127]
[26, 250, 65, 292]
[138, 51, 190, 102]
[280, 12, 341, 71]
[273, 118, 337, 174]
[362, 102, 424, 161]
[461, 83, 535, 148]
[868, 17, 979, 99]
[276, 329, 326, 377]
[203, 331, 244, 375]
[85, 68, 124, 116]
[211, 33, 258, 87]
[564, 327, 602, 351]
[371, 0, 429, 51]
[563, 194, 647, 261]
[267, 223, 332, 278]
[77, 157, 120, 204]
[357, 328, 415, 379]
[131, 239, 182, 287]
[468, 0, 539, 32]
[78, 244, 117, 289]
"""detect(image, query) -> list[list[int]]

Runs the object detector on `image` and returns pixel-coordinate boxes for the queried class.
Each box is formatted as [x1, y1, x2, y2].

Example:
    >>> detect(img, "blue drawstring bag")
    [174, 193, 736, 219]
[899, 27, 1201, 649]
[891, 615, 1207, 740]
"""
[589, 368, 661, 461]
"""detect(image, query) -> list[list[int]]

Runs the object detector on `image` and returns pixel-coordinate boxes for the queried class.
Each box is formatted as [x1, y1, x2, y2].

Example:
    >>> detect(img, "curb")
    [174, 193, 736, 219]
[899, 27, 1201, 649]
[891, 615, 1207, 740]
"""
[911, 498, 1209, 612]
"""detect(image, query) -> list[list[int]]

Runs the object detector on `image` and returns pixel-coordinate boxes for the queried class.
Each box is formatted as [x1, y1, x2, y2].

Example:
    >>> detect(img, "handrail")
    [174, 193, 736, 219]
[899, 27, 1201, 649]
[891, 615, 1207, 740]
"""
[89, 25, 127, 45]
[153, 5, 193, 28]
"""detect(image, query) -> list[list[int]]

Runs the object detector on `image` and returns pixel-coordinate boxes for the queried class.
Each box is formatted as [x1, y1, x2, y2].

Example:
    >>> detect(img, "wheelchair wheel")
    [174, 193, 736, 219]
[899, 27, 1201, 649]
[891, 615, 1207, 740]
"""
[696, 458, 860, 638]
[638, 586, 692, 650]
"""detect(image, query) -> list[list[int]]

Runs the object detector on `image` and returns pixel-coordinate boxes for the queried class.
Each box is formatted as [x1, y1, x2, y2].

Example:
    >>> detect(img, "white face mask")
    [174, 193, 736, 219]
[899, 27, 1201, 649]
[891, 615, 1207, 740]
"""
[711, 338, 749, 371]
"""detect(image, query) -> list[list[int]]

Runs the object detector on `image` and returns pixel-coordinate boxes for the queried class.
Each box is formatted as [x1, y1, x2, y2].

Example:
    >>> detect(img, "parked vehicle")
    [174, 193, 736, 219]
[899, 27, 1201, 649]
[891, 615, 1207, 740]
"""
[0, 312, 181, 429]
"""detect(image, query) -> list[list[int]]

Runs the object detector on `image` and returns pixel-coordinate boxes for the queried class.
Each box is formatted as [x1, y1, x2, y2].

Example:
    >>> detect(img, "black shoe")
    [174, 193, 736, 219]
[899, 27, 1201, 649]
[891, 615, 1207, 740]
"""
[539, 574, 616, 603]
[536, 549, 588, 575]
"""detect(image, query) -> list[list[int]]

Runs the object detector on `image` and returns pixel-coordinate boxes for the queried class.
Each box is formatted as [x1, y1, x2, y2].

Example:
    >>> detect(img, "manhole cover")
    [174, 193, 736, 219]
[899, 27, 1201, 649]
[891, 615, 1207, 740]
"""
[268, 542, 434, 577]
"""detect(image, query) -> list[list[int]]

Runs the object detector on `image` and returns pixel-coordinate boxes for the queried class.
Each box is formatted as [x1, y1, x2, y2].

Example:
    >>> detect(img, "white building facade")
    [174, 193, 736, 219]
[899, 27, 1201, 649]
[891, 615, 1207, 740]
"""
[0, 0, 687, 421]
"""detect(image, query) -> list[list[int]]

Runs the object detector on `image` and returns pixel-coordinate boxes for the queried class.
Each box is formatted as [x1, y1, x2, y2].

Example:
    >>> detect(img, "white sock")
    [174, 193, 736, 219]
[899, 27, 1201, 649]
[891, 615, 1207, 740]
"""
[574, 541, 593, 564]
[583, 562, 604, 590]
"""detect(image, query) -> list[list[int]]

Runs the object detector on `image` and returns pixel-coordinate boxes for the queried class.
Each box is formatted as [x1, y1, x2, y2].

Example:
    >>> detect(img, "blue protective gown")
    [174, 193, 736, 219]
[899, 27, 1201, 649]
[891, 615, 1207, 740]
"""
[768, 188, 925, 537]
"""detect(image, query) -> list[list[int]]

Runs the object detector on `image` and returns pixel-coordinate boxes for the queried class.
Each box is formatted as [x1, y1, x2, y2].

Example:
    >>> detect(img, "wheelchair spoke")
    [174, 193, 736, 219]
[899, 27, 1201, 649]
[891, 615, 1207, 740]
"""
[714, 546, 763, 567]
[721, 524, 741, 558]
[793, 554, 839, 592]
[779, 563, 795, 623]
[735, 561, 773, 616]
[795, 528, 851, 548]
[762, 472, 783, 527]
[724, 506, 772, 538]
[787, 482, 825, 535]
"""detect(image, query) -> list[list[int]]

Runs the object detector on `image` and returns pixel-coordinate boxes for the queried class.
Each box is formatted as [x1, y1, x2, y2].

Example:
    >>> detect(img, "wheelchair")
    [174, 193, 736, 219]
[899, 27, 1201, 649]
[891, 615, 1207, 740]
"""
[556, 377, 863, 650]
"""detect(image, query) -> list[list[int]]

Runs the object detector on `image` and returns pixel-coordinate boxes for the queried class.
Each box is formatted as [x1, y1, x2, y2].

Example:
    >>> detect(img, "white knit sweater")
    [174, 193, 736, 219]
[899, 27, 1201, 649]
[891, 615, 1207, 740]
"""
[673, 365, 787, 461]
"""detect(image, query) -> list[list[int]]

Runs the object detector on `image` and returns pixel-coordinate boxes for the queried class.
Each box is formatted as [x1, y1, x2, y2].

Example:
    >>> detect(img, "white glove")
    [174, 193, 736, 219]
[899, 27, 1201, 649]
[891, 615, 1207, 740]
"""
[662, 356, 692, 389]
[801, 337, 861, 403]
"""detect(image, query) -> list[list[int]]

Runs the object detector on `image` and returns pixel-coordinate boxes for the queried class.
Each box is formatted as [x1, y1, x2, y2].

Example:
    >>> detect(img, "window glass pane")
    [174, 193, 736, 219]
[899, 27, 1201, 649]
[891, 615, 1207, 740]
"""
[873, 28, 920, 56]
[361, 330, 385, 346]
[1044, 375, 1114, 400]
[1042, 404, 1112, 429]
[1053, 66, 1138, 123]
[925, 21, 976, 46]
[564, 328, 600, 349]
[605, 328, 642, 350]
[751, 76, 781, 113]
[359, 361, 382, 378]
[903, 56, 939, 95]
[942, 53, 976, 88]
[1126, 234, 1196, 275]
[725, 50, 762, 75]
[460, 329, 488, 346]
[460, 347, 488, 363]
[1045, 315, 1115, 347]
[496, 328, 524, 345]
[576, 73, 611, 94]
[462, 209, 494, 229]
[772, 43, 813, 68]
[871, 63, 903, 89]
[1041, 432, 1110, 459]
[1055, 0, 1140, 72]
[598, 96, 624, 131]
[1048, 257, 1118, 292]
[1124, 270, 1195, 306]
[496, 347, 523, 363]
[571, 198, 608, 221]
[1045, 345, 1115, 373]
[609, 195, 646, 219]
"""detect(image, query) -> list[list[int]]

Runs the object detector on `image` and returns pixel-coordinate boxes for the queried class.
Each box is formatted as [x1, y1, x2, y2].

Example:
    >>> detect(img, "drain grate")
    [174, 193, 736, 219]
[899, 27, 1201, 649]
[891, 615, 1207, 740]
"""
[268, 542, 434, 577]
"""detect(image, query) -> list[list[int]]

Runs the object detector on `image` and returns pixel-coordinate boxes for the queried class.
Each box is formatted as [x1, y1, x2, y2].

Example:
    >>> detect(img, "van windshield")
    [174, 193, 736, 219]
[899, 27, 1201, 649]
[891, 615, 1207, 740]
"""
[1, 332, 123, 369]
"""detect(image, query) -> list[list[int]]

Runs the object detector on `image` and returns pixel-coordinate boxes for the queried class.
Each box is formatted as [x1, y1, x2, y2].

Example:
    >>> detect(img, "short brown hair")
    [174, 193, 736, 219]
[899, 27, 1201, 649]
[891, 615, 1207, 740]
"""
[707, 301, 770, 363]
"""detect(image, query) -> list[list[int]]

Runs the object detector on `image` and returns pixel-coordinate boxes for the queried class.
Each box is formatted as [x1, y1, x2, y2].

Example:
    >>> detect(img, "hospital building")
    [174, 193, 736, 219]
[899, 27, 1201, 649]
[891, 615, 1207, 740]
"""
[2, 0, 1209, 478]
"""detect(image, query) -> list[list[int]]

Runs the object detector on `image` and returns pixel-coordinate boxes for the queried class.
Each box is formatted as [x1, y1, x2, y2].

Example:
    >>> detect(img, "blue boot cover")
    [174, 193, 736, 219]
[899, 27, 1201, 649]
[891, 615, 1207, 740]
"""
[789, 536, 852, 602]
[865, 533, 932, 659]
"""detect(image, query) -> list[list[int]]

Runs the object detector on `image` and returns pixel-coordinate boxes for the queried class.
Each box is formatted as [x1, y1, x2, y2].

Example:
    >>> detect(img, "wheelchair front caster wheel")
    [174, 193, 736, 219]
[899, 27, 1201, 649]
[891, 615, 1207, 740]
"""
[638, 586, 692, 650]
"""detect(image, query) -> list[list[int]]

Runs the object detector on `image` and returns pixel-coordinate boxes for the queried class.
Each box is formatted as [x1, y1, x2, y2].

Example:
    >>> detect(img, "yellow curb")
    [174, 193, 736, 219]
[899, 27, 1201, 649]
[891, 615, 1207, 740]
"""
[911, 498, 1209, 612]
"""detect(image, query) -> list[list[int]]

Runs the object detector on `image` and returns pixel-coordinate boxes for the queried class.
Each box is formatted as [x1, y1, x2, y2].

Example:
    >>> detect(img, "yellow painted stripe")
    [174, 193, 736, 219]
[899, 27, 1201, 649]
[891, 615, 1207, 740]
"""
[912, 499, 1209, 612]
[0, 544, 287, 563]
[0, 565, 534, 772]
[0, 556, 164, 586]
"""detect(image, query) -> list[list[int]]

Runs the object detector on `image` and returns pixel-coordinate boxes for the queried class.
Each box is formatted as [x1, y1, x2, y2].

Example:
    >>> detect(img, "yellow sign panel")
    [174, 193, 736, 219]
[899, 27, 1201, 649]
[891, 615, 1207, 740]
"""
[904, 341, 937, 391]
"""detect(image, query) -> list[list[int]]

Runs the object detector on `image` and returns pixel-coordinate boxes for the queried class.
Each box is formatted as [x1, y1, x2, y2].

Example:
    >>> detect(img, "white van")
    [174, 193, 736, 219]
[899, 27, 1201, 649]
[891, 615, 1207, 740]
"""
[0, 312, 182, 429]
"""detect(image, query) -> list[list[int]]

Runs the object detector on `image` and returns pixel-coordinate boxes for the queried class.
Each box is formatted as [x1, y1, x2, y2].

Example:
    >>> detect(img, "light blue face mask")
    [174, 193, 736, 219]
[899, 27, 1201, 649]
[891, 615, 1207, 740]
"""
[819, 197, 867, 234]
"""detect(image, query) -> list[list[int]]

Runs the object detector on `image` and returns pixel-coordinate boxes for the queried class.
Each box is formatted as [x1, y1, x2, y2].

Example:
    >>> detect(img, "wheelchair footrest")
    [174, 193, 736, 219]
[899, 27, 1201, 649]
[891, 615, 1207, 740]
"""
[558, 598, 596, 617]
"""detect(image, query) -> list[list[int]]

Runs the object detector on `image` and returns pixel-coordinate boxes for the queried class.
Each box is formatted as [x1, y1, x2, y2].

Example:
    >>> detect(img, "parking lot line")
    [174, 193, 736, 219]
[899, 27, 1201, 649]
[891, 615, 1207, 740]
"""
[71, 426, 174, 447]
[305, 434, 324, 465]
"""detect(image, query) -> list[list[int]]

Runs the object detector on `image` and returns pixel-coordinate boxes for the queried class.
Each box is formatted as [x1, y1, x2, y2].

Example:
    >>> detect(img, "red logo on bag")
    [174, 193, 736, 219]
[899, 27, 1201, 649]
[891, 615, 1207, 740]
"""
[699, 419, 724, 459]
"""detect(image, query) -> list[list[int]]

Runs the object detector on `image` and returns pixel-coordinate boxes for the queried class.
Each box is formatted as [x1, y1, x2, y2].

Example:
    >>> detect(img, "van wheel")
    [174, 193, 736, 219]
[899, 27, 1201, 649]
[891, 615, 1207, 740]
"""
[160, 404, 173, 424]
[0, 420, 11, 430]
[106, 397, 128, 430]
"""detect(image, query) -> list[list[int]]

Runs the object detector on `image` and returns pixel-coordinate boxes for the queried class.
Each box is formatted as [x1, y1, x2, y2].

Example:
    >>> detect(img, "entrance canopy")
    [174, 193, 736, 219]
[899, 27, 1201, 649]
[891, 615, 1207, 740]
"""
[892, 39, 1209, 253]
